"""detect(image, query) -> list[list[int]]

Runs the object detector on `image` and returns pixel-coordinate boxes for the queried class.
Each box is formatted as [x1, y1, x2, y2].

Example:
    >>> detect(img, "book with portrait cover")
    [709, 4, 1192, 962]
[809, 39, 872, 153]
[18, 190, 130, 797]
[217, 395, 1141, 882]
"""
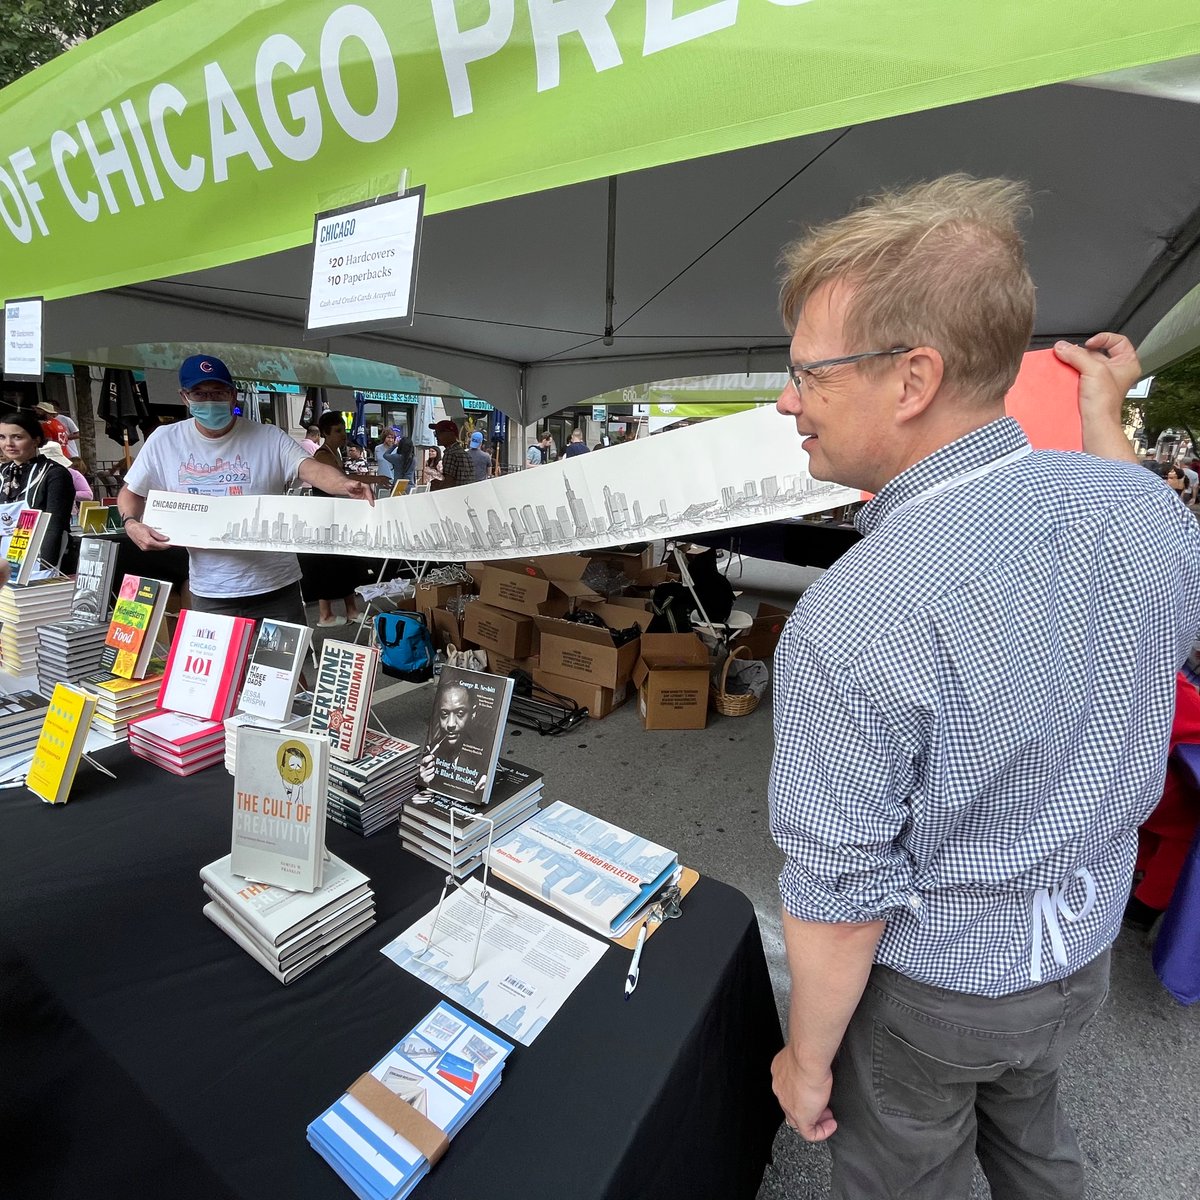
[307, 639, 379, 761]
[231, 727, 330, 893]
[158, 609, 254, 722]
[100, 575, 171, 678]
[419, 667, 514, 807]
[237, 619, 312, 724]
[71, 537, 119, 622]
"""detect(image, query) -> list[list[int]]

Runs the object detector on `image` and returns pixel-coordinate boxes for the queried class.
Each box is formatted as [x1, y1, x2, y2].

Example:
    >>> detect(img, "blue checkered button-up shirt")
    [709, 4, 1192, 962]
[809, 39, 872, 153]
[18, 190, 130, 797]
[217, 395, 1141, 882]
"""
[770, 417, 1200, 995]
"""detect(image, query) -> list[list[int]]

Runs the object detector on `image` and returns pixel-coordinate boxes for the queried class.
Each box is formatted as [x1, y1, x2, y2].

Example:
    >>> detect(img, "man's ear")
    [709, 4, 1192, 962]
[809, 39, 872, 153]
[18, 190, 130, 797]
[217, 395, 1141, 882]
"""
[895, 347, 945, 425]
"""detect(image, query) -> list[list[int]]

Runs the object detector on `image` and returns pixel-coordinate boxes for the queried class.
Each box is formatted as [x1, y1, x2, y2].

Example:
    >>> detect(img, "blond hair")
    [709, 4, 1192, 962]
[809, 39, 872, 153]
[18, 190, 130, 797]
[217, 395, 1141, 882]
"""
[779, 175, 1035, 404]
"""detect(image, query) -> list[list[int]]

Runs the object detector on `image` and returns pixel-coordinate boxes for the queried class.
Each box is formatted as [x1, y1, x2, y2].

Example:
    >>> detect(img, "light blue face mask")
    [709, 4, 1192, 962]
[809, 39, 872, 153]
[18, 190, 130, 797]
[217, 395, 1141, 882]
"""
[189, 401, 234, 431]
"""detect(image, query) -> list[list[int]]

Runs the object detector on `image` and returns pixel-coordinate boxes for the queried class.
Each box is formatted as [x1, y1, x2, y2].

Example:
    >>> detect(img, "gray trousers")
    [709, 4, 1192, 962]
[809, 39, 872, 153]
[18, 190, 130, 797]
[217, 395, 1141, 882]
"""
[828, 949, 1110, 1200]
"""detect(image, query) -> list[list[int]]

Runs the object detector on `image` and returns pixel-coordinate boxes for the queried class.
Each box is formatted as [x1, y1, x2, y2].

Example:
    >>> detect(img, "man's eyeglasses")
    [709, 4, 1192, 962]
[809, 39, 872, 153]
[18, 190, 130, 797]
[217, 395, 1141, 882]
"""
[786, 347, 912, 397]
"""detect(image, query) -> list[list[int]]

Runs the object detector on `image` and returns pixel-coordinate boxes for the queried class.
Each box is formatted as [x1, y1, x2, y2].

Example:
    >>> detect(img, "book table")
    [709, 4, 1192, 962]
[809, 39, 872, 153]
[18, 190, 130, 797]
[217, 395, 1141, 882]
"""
[0, 750, 783, 1200]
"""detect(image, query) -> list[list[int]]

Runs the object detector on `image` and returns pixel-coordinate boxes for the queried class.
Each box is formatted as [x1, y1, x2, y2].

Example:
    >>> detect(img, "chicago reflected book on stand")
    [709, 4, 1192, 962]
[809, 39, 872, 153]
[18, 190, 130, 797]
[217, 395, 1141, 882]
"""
[419, 667, 514, 806]
[486, 800, 679, 938]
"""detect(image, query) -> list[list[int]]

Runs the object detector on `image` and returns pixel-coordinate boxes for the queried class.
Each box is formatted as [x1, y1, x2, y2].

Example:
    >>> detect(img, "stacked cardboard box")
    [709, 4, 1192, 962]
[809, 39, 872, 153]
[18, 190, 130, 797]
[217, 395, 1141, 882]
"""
[632, 633, 712, 730]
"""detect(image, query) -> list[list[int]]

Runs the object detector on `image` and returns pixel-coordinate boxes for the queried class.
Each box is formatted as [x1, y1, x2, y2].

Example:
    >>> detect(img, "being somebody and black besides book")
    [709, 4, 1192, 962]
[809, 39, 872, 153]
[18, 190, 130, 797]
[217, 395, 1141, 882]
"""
[418, 667, 514, 807]
[308, 639, 380, 761]
[400, 759, 545, 879]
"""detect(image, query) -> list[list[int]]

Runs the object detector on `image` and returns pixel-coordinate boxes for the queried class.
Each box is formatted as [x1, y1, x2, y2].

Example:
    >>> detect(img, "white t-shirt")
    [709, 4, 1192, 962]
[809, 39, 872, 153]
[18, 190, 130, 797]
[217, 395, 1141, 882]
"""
[124, 418, 308, 598]
[58, 412, 80, 458]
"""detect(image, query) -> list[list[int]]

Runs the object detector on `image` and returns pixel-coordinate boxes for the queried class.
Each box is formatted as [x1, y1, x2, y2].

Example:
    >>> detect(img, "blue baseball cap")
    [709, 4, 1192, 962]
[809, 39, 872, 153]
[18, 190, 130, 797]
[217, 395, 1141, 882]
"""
[179, 354, 235, 391]
[469, 431, 484, 448]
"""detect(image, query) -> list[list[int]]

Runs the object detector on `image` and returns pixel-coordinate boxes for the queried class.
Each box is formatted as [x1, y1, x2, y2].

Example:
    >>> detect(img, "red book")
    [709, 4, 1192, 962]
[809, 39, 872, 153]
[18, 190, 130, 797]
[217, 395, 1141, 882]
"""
[158, 610, 256, 722]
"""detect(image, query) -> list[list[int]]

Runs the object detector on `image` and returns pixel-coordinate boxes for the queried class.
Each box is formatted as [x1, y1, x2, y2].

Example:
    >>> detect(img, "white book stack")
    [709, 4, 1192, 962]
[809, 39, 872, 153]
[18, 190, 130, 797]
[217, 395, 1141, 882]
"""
[326, 729, 422, 838]
[79, 671, 166, 745]
[223, 693, 314, 773]
[0, 578, 75, 677]
[200, 852, 375, 986]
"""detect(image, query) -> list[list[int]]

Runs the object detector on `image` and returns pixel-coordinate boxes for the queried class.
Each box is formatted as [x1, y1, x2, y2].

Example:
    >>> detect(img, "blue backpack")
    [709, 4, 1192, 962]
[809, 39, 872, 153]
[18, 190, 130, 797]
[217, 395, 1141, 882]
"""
[374, 611, 434, 683]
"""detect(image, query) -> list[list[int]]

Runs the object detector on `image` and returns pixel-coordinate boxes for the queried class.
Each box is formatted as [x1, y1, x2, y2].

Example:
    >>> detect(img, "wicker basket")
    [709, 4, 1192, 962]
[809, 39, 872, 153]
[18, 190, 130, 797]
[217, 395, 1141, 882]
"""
[710, 645, 761, 717]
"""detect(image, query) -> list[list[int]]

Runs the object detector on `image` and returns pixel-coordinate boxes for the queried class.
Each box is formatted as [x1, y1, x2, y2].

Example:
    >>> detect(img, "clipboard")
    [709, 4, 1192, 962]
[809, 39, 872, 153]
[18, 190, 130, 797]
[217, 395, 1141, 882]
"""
[613, 865, 699, 949]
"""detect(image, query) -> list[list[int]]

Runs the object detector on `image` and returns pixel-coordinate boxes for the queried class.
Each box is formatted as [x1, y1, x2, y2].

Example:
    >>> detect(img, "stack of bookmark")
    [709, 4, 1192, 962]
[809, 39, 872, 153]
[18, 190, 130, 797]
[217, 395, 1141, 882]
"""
[308, 1001, 512, 1200]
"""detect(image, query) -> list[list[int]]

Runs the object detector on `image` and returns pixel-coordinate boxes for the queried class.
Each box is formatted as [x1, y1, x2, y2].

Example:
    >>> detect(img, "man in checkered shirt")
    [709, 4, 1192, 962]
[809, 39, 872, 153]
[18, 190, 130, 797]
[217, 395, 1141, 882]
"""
[768, 175, 1200, 1198]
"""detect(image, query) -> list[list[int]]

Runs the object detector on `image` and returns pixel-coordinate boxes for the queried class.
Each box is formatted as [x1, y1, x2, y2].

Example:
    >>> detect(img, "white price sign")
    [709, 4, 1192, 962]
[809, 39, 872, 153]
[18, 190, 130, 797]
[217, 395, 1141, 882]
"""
[305, 188, 424, 335]
[3, 296, 44, 381]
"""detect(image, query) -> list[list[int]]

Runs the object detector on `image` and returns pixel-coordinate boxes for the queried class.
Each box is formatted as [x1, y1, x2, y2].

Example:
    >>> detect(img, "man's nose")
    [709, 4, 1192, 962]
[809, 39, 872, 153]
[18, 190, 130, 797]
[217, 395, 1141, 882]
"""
[776, 384, 800, 416]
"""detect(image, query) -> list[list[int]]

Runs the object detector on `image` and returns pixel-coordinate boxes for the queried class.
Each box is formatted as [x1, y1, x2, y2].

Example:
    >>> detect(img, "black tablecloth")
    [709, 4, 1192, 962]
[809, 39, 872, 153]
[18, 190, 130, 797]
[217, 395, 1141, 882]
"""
[0, 753, 782, 1200]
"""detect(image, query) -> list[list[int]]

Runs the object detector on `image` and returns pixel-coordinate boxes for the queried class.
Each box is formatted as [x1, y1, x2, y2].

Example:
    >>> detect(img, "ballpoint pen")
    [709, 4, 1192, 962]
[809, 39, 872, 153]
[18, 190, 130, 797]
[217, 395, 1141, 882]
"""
[624, 921, 647, 1000]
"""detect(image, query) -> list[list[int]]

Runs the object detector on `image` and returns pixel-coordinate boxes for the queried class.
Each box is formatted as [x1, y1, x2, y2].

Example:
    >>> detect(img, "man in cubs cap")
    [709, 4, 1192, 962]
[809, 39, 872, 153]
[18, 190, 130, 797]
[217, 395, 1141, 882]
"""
[178, 354, 236, 391]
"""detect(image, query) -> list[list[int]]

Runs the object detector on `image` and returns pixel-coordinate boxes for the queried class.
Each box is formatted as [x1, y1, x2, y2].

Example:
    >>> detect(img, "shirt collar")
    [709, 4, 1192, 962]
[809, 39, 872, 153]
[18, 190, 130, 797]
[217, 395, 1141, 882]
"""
[855, 417, 1029, 536]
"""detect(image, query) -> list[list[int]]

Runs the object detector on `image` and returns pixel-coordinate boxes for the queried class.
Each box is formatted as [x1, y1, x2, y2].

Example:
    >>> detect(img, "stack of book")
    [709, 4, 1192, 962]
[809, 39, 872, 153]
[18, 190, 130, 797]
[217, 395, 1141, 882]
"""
[399, 760, 545, 879]
[0, 578, 75, 676]
[307, 1002, 513, 1200]
[128, 710, 224, 775]
[35, 620, 109, 694]
[0, 690, 51, 765]
[80, 670, 165, 745]
[327, 730, 422, 837]
[223, 697, 313, 774]
[200, 852, 375, 985]
[486, 801, 680, 939]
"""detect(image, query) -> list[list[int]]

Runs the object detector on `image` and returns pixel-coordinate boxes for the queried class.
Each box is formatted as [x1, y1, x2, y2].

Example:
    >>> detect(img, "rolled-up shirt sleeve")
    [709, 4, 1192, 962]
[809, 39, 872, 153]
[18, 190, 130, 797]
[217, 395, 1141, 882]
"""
[769, 634, 921, 925]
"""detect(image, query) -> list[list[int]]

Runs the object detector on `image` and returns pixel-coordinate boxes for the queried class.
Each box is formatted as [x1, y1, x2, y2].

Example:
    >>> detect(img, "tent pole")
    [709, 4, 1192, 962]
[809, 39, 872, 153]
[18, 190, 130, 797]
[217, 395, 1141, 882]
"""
[603, 177, 617, 347]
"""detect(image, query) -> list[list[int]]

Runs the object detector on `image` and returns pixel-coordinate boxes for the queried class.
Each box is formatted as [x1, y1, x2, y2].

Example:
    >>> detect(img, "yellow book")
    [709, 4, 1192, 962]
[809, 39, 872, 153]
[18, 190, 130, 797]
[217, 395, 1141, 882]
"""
[77, 499, 102, 529]
[26, 684, 97, 805]
[81, 507, 108, 534]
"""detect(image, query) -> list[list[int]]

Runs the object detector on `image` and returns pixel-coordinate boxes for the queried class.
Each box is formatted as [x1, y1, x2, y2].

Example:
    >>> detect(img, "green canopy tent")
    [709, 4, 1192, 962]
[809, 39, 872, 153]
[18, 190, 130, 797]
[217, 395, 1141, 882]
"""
[2, 2, 1200, 416]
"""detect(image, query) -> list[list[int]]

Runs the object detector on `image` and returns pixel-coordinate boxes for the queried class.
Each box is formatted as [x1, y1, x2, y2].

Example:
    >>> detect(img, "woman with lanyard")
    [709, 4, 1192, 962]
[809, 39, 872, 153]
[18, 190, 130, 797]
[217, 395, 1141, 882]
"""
[0, 408, 74, 570]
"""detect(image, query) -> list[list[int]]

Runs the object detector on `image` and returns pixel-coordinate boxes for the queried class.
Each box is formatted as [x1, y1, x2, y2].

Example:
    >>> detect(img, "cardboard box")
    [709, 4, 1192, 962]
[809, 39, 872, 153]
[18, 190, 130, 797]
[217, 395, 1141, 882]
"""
[477, 554, 599, 619]
[632, 633, 711, 730]
[415, 581, 462, 619]
[487, 651, 539, 677]
[534, 606, 641, 690]
[430, 607, 466, 651]
[462, 601, 537, 659]
[534, 667, 630, 719]
[735, 602, 791, 662]
[587, 545, 657, 574]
